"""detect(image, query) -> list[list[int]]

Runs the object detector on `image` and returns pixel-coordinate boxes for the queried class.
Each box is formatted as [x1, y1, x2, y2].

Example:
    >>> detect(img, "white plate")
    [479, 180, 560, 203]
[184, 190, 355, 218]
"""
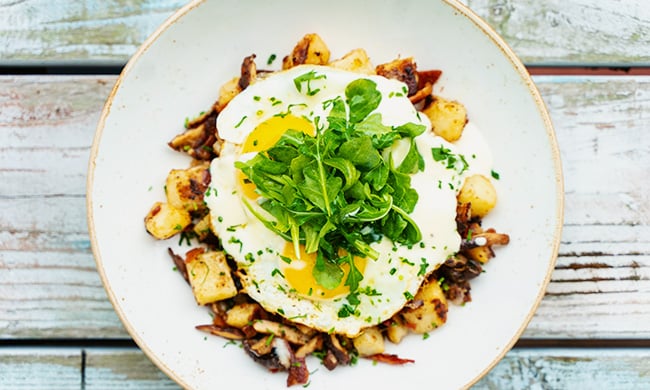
[87, 0, 563, 388]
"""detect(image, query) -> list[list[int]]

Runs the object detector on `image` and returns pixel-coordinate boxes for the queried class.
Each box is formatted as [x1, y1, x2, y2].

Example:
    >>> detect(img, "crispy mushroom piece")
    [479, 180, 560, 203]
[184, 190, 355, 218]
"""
[238, 54, 258, 90]
[252, 320, 311, 345]
[167, 248, 189, 283]
[168, 109, 221, 160]
[325, 334, 351, 366]
[195, 324, 246, 340]
[366, 353, 415, 365]
[376, 57, 419, 96]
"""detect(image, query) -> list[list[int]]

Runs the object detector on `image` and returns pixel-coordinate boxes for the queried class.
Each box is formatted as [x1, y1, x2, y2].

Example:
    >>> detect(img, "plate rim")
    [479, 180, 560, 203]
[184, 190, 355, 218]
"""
[86, 0, 564, 388]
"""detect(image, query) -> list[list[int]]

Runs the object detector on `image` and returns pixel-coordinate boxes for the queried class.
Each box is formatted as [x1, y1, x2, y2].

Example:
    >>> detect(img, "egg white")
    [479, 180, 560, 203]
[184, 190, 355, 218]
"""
[206, 65, 491, 337]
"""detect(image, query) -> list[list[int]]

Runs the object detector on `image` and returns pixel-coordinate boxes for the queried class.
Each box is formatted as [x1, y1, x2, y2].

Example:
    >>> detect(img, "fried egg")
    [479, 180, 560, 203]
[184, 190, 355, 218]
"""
[206, 65, 491, 337]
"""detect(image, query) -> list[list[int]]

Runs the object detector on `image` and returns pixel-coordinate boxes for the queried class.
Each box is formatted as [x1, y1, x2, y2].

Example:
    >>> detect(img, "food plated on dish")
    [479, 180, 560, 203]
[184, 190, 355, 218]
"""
[87, 1, 562, 389]
[143, 33, 509, 386]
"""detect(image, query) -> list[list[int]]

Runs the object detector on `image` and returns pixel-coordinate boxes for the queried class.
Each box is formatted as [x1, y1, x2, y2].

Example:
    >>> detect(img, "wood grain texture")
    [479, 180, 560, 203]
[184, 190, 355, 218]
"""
[0, 75, 649, 342]
[0, 1, 649, 66]
[0, 0, 186, 64]
[0, 348, 81, 389]
[465, 0, 650, 65]
[3, 347, 650, 389]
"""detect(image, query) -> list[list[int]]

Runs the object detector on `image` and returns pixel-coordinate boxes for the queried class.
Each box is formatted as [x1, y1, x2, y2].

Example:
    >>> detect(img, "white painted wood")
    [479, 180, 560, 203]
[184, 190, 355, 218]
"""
[0, 1, 649, 65]
[0, 0, 187, 64]
[1, 75, 649, 340]
[464, 0, 650, 65]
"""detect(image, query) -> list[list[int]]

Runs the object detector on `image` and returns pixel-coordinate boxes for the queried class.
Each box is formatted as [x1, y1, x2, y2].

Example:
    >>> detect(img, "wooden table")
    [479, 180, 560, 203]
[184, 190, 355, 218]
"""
[2, 1, 649, 388]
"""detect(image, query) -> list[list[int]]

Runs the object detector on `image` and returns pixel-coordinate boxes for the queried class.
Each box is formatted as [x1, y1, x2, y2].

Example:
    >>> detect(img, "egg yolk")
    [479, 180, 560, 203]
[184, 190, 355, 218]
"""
[237, 114, 314, 199]
[281, 242, 367, 300]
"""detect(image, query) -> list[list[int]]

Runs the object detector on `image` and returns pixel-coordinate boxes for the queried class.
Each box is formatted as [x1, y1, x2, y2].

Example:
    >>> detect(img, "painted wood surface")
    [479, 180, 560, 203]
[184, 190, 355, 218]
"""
[2, 347, 650, 389]
[1, 0, 649, 66]
[1, 74, 649, 341]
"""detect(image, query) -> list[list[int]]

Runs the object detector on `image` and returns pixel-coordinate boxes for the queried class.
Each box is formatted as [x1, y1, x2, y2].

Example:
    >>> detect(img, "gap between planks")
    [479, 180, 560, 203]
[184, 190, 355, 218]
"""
[2, 65, 650, 76]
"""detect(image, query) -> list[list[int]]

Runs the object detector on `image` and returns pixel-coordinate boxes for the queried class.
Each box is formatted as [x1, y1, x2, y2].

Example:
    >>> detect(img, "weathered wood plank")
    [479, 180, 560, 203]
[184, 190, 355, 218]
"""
[1, 75, 649, 341]
[3, 347, 650, 389]
[85, 348, 180, 389]
[465, 0, 650, 65]
[0, 1, 649, 66]
[0, 348, 81, 389]
[0, 0, 187, 64]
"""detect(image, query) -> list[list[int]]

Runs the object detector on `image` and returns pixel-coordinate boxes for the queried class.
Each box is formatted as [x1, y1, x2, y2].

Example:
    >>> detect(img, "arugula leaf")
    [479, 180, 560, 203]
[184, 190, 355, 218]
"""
[341, 254, 363, 293]
[324, 157, 359, 190]
[345, 79, 382, 123]
[339, 136, 382, 171]
[313, 251, 344, 289]
[397, 138, 425, 174]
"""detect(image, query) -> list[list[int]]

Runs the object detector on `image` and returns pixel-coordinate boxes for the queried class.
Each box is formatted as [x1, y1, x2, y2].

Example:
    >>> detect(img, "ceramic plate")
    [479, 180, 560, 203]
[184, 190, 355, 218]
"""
[87, 0, 563, 388]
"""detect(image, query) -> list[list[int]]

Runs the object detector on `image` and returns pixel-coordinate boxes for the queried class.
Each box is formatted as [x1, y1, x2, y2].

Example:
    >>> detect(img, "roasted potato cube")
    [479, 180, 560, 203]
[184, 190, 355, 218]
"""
[422, 96, 467, 142]
[215, 76, 242, 112]
[187, 251, 237, 305]
[283, 33, 330, 69]
[401, 280, 448, 333]
[329, 48, 375, 75]
[193, 214, 213, 241]
[144, 201, 191, 240]
[165, 164, 210, 212]
[385, 317, 409, 344]
[225, 303, 261, 328]
[457, 174, 497, 218]
[352, 327, 385, 357]
[465, 245, 494, 264]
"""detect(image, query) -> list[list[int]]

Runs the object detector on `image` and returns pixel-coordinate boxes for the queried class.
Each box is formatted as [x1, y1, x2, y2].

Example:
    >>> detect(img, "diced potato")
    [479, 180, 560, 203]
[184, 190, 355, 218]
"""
[165, 163, 210, 212]
[328, 48, 375, 75]
[465, 245, 494, 264]
[144, 201, 191, 240]
[457, 174, 497, 218]
[215, 76, 242, 112]
[401, 280, 448, 333]
[352, 327, 385, 357]
[187, 251, 237, 305]
[422, 96, 467, 142]
[225, 303, 261, 328]
[282, 33, 330, 69]
[193, 214, 213, 241]
[385, 316, 409, 344]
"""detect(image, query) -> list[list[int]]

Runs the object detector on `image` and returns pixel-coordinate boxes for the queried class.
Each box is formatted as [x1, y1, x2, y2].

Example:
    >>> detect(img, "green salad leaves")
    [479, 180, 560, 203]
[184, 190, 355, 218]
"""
[235, 73, 426, 292]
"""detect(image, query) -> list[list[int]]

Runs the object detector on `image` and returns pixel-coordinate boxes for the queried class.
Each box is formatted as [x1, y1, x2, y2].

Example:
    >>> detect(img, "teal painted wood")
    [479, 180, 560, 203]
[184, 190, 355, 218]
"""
[0, 1, 649, 66]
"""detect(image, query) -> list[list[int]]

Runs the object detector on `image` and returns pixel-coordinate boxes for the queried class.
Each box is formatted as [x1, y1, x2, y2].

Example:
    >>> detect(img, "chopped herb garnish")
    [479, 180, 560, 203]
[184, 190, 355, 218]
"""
[271, 268, 284, 278]
[418, 257, 429, 276]
[431, 145, 469, 174]
[404, 291, 414, 300]
[293, 70, 327, 96]
[234, 115, 247, 128]
[267, 54, 277, 65]
[491, 169, 500, 180]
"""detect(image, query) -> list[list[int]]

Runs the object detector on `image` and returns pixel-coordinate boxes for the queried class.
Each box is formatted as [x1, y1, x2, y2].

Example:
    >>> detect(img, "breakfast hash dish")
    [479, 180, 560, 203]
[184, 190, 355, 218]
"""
[144, 33, 509, 386]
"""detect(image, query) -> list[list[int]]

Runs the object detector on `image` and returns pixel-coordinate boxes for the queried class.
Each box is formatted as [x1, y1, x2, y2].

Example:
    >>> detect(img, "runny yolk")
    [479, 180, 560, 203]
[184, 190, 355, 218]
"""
[280, 242, 367, 300]
[237, 114, 314, 200]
